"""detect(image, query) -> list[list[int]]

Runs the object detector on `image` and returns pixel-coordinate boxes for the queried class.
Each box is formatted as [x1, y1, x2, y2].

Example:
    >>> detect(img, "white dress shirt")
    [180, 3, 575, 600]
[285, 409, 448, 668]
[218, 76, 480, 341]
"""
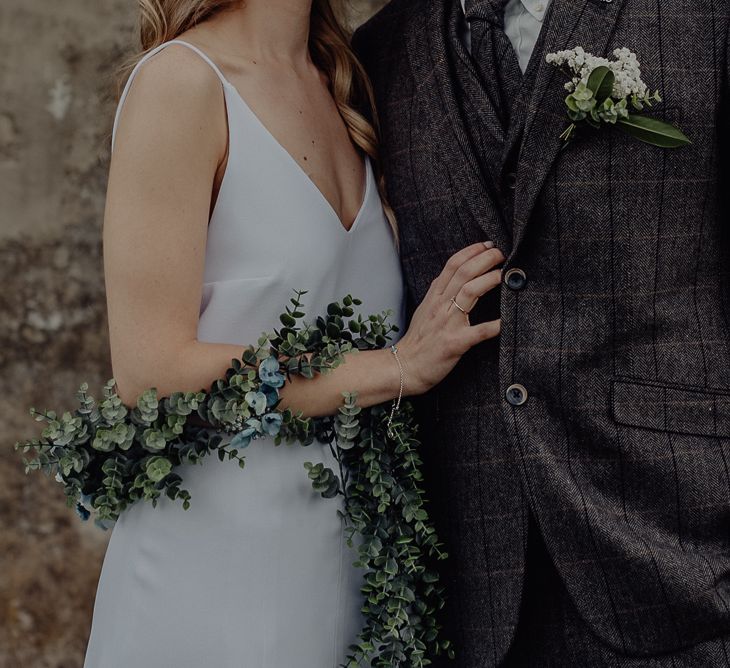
[459, 0, 551, 72]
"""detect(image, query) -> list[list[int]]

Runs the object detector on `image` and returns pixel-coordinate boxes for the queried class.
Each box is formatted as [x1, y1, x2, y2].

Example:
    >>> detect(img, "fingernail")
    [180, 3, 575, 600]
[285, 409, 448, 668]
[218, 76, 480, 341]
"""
[483, 241, 495, 249]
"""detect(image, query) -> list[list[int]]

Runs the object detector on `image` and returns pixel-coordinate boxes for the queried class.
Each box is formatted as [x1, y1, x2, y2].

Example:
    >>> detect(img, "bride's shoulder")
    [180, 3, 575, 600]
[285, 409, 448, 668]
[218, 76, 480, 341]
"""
[113, 39, 226, 153]
[122, 41, 224, 112]
[112, 39, 227, 162]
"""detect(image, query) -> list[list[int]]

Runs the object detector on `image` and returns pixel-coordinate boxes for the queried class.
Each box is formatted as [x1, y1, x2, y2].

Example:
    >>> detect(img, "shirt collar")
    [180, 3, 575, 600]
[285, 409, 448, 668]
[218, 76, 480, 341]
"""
[460, 0, 550, 23]
[521, 0, 550, 21]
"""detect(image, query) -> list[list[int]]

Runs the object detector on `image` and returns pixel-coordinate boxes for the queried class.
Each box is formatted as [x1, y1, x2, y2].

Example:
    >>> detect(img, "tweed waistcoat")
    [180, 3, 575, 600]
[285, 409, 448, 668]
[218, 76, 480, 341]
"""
[453, 0, 551, 232]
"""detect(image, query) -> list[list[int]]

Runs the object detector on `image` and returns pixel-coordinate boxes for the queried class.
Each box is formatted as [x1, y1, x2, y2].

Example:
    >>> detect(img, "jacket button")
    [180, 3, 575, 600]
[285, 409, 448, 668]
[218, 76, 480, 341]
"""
[505, 384, 528, 406]
[505, 172, 518, 190]
[504, 267, 527, 290]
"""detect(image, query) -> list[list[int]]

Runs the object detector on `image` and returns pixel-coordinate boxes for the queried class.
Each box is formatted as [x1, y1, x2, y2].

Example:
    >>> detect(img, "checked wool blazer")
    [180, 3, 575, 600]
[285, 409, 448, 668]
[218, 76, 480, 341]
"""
[355, 0, 730, 665]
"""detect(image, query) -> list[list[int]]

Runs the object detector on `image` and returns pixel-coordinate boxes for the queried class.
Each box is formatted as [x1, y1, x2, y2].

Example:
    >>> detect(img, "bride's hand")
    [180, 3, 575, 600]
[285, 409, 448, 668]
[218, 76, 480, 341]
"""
[397, 242, 504, 396]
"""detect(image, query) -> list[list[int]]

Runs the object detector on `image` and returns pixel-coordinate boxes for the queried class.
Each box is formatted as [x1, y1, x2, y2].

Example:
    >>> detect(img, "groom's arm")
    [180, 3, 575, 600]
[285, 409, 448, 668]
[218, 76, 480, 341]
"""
[352, 0, 412, 98]
[351, 15, 373, 75]
[351, 1, 397, 66]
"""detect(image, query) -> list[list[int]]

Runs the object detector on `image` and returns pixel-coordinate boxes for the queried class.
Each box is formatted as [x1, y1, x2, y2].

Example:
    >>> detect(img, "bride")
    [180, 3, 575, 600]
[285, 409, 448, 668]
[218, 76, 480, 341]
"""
[84, 0, 504, 665]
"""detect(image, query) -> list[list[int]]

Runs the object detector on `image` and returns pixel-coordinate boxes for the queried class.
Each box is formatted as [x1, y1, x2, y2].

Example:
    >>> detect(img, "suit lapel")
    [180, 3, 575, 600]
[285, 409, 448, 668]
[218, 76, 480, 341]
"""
[510, 0, 627, 259]
[404, 0, 512, 250]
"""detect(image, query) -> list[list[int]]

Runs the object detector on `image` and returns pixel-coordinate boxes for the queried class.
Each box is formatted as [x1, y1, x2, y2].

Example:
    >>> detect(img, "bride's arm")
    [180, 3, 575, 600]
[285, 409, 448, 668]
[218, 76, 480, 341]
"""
[105, 47, 503, 417]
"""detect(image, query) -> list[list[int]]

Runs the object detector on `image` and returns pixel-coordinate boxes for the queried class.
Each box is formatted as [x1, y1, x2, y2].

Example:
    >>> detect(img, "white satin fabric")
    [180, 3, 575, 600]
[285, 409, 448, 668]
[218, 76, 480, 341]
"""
[84, 40, 404, 668]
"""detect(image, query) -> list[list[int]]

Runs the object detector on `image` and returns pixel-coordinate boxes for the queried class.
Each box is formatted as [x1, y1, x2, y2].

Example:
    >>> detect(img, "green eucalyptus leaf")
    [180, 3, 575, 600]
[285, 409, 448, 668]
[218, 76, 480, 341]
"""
[279, 313, 296, 327]
[142, 429, 167, 452]
[146, 456, 173, 483]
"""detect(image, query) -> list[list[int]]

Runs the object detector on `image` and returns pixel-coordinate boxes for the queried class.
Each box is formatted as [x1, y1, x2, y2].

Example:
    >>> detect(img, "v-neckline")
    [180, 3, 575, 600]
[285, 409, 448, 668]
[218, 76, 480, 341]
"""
[221, 80, 370, 235]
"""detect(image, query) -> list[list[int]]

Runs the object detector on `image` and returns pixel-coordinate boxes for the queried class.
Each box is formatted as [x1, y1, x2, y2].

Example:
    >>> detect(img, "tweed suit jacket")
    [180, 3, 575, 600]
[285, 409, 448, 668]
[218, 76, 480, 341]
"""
[354, 1, 730, 665]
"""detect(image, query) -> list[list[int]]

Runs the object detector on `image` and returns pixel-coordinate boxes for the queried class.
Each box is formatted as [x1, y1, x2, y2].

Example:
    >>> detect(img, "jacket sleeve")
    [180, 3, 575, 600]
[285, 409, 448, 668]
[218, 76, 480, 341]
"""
[352, 14, 380, 82]
[351, 0, 410, 86]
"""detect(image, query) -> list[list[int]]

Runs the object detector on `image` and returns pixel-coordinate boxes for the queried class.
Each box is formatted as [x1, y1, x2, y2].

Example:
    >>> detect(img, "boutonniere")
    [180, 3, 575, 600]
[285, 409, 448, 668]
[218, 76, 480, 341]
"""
[546, 47, 690, 148]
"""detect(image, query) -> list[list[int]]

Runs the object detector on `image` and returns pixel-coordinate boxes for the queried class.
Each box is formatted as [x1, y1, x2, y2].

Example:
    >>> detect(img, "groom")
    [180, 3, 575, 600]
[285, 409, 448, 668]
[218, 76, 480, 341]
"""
[355, 0, 730, 665]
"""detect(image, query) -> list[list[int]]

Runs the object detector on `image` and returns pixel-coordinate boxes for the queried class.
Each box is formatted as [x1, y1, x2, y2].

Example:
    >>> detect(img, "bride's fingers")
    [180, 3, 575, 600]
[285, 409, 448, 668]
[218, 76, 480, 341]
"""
[443, 247, 505, 303]
[428, 242, 495, 296]
[460, 319, 501, 349]
[451, 269, 502, 314]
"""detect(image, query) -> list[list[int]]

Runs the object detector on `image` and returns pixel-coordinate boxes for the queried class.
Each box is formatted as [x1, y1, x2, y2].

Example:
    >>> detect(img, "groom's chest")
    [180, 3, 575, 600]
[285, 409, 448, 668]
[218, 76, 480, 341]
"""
[378, 0, 727, 288]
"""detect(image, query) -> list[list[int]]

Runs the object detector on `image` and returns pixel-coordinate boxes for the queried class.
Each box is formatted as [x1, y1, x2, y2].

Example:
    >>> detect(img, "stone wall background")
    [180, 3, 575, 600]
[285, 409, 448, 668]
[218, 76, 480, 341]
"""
[0, 2, 384, 666]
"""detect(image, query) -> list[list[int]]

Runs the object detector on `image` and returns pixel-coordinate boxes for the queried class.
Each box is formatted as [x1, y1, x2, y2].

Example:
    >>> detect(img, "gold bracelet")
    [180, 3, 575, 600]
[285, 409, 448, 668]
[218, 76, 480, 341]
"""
[386, 345, 404, 439]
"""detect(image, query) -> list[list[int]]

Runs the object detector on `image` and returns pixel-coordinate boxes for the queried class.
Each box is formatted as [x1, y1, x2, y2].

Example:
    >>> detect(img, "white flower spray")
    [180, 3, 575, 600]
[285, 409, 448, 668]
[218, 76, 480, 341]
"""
[546, 47, 649, 100]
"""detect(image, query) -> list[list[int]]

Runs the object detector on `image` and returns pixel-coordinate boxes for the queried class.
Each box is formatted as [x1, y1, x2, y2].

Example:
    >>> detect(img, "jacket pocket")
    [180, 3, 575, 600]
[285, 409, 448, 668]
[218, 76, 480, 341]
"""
[611, 378, 730, 439]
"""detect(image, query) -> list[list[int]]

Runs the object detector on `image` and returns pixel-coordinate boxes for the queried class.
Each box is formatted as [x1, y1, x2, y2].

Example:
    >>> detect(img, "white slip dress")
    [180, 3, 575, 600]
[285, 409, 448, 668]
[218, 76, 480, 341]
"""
[83, 40, 405, 668]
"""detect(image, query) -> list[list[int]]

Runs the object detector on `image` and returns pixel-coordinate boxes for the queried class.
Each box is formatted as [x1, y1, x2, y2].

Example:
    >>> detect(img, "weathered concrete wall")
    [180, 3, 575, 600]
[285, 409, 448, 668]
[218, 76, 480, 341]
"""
[0, 1, 385, 665]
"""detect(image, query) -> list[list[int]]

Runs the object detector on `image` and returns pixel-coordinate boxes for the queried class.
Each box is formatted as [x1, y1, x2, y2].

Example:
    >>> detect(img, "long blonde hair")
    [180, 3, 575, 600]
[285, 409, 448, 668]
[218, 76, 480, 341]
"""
[121, 0, 396, 237]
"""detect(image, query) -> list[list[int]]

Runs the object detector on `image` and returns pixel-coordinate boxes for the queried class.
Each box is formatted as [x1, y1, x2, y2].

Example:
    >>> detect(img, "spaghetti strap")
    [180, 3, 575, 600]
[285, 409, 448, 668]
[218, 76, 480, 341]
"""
[111, 40, 230, 152]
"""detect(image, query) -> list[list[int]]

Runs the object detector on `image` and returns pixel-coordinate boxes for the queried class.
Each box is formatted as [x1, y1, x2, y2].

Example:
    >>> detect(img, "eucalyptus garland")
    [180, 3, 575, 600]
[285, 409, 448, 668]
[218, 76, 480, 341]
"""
[16, 292, 453, 667]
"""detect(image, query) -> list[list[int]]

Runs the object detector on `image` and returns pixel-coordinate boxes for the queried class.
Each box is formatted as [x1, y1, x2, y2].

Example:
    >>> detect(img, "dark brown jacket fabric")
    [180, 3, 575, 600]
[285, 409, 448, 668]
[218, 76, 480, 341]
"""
[354, 1, 730, 665]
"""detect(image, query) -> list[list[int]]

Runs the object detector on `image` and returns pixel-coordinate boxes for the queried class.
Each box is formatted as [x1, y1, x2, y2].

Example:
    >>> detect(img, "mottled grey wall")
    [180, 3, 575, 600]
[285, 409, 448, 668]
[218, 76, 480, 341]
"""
[0, 1, 385, 665]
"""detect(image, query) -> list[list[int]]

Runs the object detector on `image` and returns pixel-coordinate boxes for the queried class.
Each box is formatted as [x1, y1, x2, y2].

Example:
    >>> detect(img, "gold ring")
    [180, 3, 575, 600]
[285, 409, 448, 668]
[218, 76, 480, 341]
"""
[450, 297, 471, 325]
[450, 296, 469, 315]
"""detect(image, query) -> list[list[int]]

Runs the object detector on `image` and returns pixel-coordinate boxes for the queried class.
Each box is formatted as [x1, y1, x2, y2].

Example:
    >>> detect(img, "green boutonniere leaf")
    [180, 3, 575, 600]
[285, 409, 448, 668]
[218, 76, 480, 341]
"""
[587, 65, 615, 103]
[617, 113, 691, 148]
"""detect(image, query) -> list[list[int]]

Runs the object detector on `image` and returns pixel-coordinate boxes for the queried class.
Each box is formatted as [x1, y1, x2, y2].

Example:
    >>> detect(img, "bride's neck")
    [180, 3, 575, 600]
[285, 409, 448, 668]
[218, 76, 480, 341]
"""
[209, 0, 314, 64]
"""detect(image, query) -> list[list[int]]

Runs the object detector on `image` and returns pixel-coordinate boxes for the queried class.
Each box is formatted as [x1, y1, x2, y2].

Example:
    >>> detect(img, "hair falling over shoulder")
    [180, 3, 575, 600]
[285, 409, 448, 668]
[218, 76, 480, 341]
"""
[119, 0, 397, 238]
